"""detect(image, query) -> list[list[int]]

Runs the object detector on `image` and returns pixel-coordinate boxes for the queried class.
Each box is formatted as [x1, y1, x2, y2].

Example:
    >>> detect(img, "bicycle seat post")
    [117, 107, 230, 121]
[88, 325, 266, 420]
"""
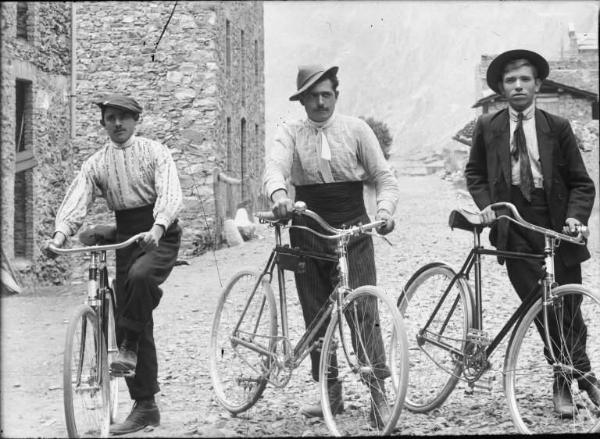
[472, 228, 483, 330]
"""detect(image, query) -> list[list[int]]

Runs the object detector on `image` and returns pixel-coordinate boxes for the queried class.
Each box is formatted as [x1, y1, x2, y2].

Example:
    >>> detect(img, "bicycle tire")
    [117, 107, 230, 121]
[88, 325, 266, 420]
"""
[105, 284, 119, 423]
[209, 270, 278, 414]
[504, 284, 600, 434]
[320, 285, 409, 436]
[64, 304, 110, 438]
[397, 262, 472, 412]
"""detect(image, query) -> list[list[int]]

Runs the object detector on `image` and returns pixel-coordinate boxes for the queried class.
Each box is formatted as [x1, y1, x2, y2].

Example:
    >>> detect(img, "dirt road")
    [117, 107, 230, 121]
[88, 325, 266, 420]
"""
[2, 174, 598, 437]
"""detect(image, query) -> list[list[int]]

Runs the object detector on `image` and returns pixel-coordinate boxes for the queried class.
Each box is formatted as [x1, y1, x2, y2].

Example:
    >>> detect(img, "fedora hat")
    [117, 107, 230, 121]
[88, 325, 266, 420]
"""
[486, 49, 549, 94]
[94, 93, 143, 114]
[289, 65, 339, 101]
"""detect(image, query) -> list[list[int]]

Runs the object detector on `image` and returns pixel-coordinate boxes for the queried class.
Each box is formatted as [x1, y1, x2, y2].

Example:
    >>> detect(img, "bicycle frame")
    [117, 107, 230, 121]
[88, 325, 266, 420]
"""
[419, 224, 568, 378]
[229, 216, 372, 381]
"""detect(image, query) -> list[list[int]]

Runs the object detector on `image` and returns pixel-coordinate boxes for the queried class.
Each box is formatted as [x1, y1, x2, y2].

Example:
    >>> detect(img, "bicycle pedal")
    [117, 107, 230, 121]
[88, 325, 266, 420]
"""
[110, 368, 136, 378]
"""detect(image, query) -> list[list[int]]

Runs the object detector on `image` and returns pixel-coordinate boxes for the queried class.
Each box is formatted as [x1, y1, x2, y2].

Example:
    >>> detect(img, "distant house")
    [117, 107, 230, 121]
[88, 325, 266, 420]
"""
[472, 79, 598, 121]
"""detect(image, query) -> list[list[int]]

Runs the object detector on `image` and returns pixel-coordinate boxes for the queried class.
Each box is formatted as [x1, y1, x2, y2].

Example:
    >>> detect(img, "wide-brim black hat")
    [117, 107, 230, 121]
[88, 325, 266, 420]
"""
[289, 65, 339, 101]
[486, 49, 549, 94]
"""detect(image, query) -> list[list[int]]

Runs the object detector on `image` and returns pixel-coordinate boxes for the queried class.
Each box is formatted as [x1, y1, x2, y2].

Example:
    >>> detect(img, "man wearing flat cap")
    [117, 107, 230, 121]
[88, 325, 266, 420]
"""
[465, 49, 599, 416]
[263, 65, 399, 427]
[47, 93, 182, 434]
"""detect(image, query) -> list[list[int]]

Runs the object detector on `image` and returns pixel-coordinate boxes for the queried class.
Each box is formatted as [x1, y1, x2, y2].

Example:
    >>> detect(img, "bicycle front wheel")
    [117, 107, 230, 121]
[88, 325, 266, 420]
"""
[397, 263, 472, 412]
[505, 284, 600, 434]
[320, 286, 409, 436]
[209, 270, 278, 414]
[64, 304, 110, 438]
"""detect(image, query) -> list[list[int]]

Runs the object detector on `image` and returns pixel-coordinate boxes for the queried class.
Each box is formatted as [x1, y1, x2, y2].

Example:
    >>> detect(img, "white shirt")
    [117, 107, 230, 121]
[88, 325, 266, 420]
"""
[55, 135, 182, 237]
[509, 104, 543, 188]
[263, 113, 399, 215]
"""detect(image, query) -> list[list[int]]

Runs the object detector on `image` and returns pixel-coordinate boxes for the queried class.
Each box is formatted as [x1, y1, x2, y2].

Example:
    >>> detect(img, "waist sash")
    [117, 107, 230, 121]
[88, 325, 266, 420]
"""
[295, 181, 366, 226]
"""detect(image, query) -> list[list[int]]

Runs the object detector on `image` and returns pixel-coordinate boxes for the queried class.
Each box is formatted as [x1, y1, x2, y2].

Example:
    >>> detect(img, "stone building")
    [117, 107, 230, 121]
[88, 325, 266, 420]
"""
[1, 2, 74, 284]
[74, 1, 265, 256]
[1, 1, 265, 285]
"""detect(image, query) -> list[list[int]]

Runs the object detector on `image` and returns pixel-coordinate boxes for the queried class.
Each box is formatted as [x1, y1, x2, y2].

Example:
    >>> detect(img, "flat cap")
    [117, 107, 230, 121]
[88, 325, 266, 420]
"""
[94, 93, 143, 114]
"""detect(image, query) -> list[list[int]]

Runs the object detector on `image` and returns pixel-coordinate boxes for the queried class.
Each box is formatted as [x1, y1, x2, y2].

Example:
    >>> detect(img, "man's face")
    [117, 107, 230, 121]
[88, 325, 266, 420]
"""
[300, 78, 338, 122]
[102, 107, 138, 143]
[499, 61, 541, 112]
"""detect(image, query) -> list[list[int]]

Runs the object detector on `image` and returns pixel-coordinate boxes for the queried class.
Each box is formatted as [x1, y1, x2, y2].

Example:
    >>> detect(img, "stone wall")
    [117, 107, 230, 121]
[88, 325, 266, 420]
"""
[74, 1, 265, 257]
[1, 2, 74, 284]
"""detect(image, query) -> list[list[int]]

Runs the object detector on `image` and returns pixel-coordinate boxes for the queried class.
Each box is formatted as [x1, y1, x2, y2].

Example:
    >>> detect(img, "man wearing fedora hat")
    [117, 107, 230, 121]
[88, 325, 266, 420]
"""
[46, 93, 183, 434]
[465, 49, 599, 417]
[263, 65, 399, 427]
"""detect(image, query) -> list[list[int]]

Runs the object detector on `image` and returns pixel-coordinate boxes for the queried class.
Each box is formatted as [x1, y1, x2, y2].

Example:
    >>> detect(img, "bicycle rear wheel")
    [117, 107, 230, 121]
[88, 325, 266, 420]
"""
[505, 284, 600, 434]
[209, 270, 278, 414]
[105, 285, 119, 423]
[64, 304, 110, 438]
[397, 263, 472, 412]
[320, 286, 409, 436]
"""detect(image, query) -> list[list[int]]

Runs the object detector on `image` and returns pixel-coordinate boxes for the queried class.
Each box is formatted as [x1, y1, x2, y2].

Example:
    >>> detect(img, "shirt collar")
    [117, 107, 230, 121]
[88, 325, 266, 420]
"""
[509, 102, 535, 122]
[306, 112, 336, 131]
[111, 134, 136, 149]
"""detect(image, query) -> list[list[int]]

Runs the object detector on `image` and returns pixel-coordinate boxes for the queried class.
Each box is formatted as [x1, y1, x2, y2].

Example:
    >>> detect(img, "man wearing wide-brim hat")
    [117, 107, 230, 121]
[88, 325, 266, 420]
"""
[465, 49, 599, 419]
[263, 64, 399, 429]
[45, 93, 183, 434]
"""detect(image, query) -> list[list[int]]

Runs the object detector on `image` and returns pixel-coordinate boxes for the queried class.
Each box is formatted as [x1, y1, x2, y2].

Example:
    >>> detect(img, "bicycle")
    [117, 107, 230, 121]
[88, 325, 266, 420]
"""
[208, 201, 409, 436]
[397, 201, 600, 434]
[48, 228, 145, 438]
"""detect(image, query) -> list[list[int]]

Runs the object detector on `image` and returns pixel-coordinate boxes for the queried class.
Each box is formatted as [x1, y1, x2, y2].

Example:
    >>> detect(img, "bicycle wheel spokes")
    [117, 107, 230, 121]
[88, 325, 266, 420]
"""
[321, 286, 408, 436]
[505, 285, 600, 434]
[209, 270, 278, 414]
[64, 305, 110, 438]
[106, 289, 119, 423]
[397, 263, 471, 412]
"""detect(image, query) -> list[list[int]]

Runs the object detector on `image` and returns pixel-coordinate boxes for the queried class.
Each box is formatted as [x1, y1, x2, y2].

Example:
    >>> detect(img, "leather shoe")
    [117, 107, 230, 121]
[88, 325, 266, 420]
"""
[578, 373, 600, 406]
[369, 379, 392, 429]
[300, 380, 344, 418]
[110, 340, 138, 376]
[553, 375, 575, 418]
[110, 399, 160, 435]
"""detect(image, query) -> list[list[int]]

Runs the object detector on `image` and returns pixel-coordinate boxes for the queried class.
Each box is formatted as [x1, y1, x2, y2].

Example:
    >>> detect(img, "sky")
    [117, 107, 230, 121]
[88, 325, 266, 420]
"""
[263, 1, 598, 157]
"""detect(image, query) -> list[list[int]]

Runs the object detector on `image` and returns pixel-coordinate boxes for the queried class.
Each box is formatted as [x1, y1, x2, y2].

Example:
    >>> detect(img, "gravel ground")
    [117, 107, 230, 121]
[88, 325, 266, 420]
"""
[1, 173, 598, 437]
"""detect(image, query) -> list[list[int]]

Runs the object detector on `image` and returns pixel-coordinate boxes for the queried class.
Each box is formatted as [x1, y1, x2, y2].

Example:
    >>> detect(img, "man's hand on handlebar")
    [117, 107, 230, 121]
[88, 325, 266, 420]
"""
[479, 205, 497, 225]
[271, 189, 294, 220]
[139, 224, 165, 252]
[375, 210, 395, 235]
[563, 217, 583, 236]
[42, 231, 67, 259]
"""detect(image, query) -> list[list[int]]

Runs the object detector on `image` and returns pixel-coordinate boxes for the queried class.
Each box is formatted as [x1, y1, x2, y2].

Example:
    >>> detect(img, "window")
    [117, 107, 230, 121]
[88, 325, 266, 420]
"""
[16, 2, 28, 40]
[225, 20, 231, 78]
[592, 101, 599, 120]
[14, 170, 34, 259]
[15, 79, 36, 172]
[226, 117, 232, 173]
[241, 30, 245, 107]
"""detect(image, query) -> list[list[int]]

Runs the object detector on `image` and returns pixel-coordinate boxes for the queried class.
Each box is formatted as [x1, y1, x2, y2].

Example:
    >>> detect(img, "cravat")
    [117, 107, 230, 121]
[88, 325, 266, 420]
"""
[316, 128, 334, 183]
[512, 112, 534, 202]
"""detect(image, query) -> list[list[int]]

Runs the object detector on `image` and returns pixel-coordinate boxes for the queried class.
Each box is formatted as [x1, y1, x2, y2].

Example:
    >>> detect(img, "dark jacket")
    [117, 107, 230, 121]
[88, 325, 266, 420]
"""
[464, 107, 595, 267]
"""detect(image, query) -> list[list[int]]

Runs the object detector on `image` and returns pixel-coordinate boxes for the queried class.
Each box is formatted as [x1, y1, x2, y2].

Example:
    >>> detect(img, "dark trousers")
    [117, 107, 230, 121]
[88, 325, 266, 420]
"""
[115, 205, 181, 400]
[505, 186, 590, 375]
[290, 213, 389, 382]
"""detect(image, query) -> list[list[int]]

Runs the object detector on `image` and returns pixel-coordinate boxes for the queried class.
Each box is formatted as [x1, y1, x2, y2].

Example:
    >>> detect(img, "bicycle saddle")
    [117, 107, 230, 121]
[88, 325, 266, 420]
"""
[78, 225, 117, 245]
[448, 209, 485, 233]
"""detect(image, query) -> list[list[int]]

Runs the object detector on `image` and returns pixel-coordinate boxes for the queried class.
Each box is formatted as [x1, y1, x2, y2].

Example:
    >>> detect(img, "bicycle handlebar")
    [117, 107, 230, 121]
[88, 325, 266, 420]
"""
[256, 201, 385, 240]
[47, 232, 146, 255]
[489, 202, 588, 245]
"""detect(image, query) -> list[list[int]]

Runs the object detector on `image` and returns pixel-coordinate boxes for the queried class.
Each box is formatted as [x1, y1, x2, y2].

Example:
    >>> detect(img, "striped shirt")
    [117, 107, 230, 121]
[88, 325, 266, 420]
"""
[55, 135, 182, 237]
[263, 113, 399, 215]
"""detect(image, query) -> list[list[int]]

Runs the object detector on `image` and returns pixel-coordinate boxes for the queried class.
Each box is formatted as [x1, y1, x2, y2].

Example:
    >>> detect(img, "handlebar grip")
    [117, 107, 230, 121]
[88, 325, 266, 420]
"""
[256, 211, 277, 221]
